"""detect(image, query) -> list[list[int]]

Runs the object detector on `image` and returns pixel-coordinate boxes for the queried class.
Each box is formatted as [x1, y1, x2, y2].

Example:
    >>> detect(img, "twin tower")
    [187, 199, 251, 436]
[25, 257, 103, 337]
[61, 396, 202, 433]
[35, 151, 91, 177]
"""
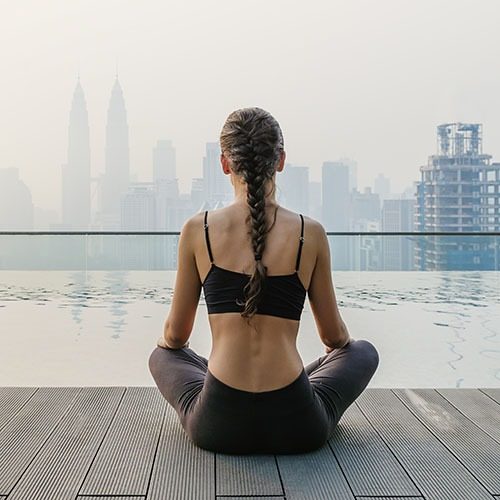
[62, 76, 130, 230]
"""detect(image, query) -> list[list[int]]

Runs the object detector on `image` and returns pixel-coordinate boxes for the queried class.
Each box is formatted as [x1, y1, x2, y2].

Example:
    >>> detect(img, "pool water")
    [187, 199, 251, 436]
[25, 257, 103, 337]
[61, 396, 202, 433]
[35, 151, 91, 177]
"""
[0, 270, 499, 388]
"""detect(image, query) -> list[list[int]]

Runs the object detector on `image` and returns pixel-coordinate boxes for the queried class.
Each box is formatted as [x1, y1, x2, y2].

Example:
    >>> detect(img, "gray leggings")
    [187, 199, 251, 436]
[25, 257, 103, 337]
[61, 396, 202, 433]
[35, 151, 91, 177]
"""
[148, 339, 379, 454]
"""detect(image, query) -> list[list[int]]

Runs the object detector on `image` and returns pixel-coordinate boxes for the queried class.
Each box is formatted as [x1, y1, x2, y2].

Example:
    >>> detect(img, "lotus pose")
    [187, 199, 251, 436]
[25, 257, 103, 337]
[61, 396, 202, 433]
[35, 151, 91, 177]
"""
[148, 107, 379, 454]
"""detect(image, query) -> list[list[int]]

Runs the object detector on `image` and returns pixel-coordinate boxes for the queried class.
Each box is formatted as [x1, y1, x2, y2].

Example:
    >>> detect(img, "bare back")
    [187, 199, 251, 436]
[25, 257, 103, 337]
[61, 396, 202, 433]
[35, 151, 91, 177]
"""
[194, 203, 317, 392]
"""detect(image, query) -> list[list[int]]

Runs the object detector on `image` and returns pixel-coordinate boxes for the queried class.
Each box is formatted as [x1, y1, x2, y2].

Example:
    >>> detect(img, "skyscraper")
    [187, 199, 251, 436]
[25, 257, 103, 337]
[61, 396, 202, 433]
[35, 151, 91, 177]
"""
[0, 168, 33, 230]
[415, 123, 500, 269]
[203, 142, 231, 205]
[121, 183, 156, 231]
[382, 198, 415, 270]
[350, 187, 380, 228]
[191, 178, 205, 211]
[61, 78, 91, 229]
[339, 157, 358, 194]
[153, 140, 180, 230]
[374, 173, 391, 201]
[277, 163, 309, 214]
[100, 76, 130, 228]
[308, 181, 322, 220]
[153, 140, 176, 183]
[322, 161, 350, 269]
[322, 161, 350, 230]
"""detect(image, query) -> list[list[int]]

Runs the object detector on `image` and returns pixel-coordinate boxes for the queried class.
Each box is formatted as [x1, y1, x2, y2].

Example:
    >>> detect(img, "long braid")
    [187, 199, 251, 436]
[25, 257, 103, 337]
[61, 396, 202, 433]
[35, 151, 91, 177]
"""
[220, 107, 283, 319]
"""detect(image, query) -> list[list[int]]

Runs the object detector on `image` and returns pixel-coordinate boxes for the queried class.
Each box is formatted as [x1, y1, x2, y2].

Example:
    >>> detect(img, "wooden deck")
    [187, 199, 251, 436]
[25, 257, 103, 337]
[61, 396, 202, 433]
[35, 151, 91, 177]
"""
[0, 387, 499, 499]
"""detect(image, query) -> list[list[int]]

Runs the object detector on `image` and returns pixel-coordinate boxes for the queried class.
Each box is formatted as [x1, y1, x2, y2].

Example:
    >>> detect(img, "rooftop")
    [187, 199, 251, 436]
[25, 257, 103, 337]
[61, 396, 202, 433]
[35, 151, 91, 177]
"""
[1, 386, 498, 499]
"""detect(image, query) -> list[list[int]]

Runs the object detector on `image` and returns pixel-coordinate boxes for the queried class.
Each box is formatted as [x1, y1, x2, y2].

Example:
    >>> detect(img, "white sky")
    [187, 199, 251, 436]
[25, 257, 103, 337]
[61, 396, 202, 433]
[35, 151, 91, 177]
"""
[1, 0, 500, 211]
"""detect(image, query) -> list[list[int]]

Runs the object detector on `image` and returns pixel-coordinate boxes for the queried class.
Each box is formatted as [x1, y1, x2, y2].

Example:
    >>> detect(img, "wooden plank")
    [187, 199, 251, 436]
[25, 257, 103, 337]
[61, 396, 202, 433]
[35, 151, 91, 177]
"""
[480, 388, 500, 404]
[393, 388, 500, 495]
[216, 454, 282, 496]
[357, 388, 492, 500]
[78, 497, 144, 499]
[79, 387, 165, 496]
[277, 444, 353, 500]
[147, 404, 214, 500]
[217, 497, 284, 499]
[0, 387, 81, 495]
[437, 388, 500, 443]
[7, 387, 125, 500]
[330, 396, 421, 497]
[0, 387, 38, 431]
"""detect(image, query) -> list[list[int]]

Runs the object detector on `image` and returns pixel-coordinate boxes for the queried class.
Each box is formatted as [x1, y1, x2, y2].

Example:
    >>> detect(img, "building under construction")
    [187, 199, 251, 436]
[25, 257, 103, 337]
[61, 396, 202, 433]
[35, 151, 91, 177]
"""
[415, 123, 500, 270]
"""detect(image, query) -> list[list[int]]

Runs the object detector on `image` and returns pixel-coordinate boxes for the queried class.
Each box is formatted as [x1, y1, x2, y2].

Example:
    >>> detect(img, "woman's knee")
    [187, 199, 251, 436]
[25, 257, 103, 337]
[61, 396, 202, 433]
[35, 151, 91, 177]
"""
[350, 339, 380, 372]
[148, 346, 168, 377]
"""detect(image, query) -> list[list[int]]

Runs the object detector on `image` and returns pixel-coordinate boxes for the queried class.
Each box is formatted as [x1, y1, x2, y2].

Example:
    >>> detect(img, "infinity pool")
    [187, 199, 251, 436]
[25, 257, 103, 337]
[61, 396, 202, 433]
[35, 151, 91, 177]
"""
[1, 270, 499, 387]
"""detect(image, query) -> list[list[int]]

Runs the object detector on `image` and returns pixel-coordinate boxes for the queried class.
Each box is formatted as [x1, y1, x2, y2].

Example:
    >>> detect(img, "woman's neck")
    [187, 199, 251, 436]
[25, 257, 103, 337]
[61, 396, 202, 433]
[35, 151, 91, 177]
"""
[232, 175, 278, 207]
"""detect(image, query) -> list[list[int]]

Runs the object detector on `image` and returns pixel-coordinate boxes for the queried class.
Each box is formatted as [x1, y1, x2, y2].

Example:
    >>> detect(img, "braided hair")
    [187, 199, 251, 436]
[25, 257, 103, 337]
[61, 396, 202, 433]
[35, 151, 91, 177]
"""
[220, 107, 284, 319]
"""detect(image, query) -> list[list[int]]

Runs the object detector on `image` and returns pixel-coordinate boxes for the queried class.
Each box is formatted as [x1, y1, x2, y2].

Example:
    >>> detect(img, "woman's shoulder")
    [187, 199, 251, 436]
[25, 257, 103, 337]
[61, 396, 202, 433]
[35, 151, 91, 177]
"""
[180, 212, 206, 245]
[183, 206, 228, 229]
[304, 214, 326, 237]
[182, 206, 326, 238]
[182, 211, 205, 230]
[278, 207, 325, 236]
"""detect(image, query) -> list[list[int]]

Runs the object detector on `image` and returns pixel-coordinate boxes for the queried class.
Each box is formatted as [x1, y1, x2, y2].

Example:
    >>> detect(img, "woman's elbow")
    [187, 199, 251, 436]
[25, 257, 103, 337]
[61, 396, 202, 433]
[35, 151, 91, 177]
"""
[163, 318, 190, 344]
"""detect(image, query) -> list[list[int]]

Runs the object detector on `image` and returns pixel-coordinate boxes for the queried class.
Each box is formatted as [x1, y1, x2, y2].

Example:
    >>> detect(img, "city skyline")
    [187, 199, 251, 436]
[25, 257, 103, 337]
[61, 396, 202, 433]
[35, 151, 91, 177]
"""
[2, 1, 500, 212]
[2, 74, 425, 231]
[3, 119, 500, 271]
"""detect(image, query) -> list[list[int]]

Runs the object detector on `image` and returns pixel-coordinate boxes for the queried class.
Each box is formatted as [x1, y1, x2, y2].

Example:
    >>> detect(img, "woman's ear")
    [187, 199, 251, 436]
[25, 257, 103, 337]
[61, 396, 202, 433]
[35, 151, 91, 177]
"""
[221, 153, 232, 175]
[277, 150, 286, 172]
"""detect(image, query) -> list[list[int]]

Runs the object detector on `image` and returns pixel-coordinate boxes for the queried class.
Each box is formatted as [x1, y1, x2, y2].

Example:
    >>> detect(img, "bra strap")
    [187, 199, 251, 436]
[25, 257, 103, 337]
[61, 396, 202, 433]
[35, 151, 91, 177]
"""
[295, 214, 304, 272]
[203, 210, 214, 263]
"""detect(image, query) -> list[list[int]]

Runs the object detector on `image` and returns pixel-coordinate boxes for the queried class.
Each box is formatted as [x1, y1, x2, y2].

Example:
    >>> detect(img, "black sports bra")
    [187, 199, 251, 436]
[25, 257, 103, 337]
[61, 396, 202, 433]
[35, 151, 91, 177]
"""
[201, 210, 307, 321]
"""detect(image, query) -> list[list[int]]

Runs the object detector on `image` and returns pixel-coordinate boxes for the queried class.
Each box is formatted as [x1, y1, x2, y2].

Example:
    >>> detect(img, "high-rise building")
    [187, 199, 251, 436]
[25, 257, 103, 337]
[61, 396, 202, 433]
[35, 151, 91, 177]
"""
[153, 140, 180, 231]
[415, 123, 500, 270]
[203, 142, 231, 204]
[322, 161, 350, 269]
[374, 173, 391, 201]
[350, 218, 381, 271]
[277, 163, 309, 214]
[121, 183, 156, 231]
[61, 78, 91, 229]
[382, 198, 415, 270]
[100, 76, 130, 228]
[119, 183, 158, 268]
[308, 181, 322, 220]
[322, 161, 350, 230]
[348, 187, 381, 270]
[191, 178, 205, 212]
[153, 140, 176, 183]
[0, 168, 33, 230]
[350, 187, 380, 229]
[339, 157, 357, 193]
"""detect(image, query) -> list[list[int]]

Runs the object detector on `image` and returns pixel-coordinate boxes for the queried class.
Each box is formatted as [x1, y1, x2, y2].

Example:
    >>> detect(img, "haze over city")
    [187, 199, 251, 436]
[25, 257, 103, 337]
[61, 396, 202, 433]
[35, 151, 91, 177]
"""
[2, 0, 500, 212]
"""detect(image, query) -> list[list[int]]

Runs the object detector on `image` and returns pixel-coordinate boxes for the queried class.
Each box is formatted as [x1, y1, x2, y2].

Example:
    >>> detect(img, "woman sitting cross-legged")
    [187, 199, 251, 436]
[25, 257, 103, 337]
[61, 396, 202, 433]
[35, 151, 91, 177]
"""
[148, 106, 379, 455]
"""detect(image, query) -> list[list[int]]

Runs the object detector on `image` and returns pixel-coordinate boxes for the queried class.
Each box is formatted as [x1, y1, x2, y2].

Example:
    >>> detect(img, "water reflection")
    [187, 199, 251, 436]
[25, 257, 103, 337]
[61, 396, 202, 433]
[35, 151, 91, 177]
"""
[0, 270, 499, 386]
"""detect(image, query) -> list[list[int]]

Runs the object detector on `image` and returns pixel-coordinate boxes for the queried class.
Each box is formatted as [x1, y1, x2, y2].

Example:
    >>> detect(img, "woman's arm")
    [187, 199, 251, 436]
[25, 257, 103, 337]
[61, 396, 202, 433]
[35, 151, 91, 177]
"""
[160, 216, 202, 349]
[157, 335, 189, 350]
[324, 322, 353, 352]
[307, 219, 352, 352]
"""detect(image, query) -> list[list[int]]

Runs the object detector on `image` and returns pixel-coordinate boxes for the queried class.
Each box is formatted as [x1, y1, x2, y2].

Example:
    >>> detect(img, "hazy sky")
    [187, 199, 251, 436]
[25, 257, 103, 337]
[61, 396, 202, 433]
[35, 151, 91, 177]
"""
[2, 0, 500, 211]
